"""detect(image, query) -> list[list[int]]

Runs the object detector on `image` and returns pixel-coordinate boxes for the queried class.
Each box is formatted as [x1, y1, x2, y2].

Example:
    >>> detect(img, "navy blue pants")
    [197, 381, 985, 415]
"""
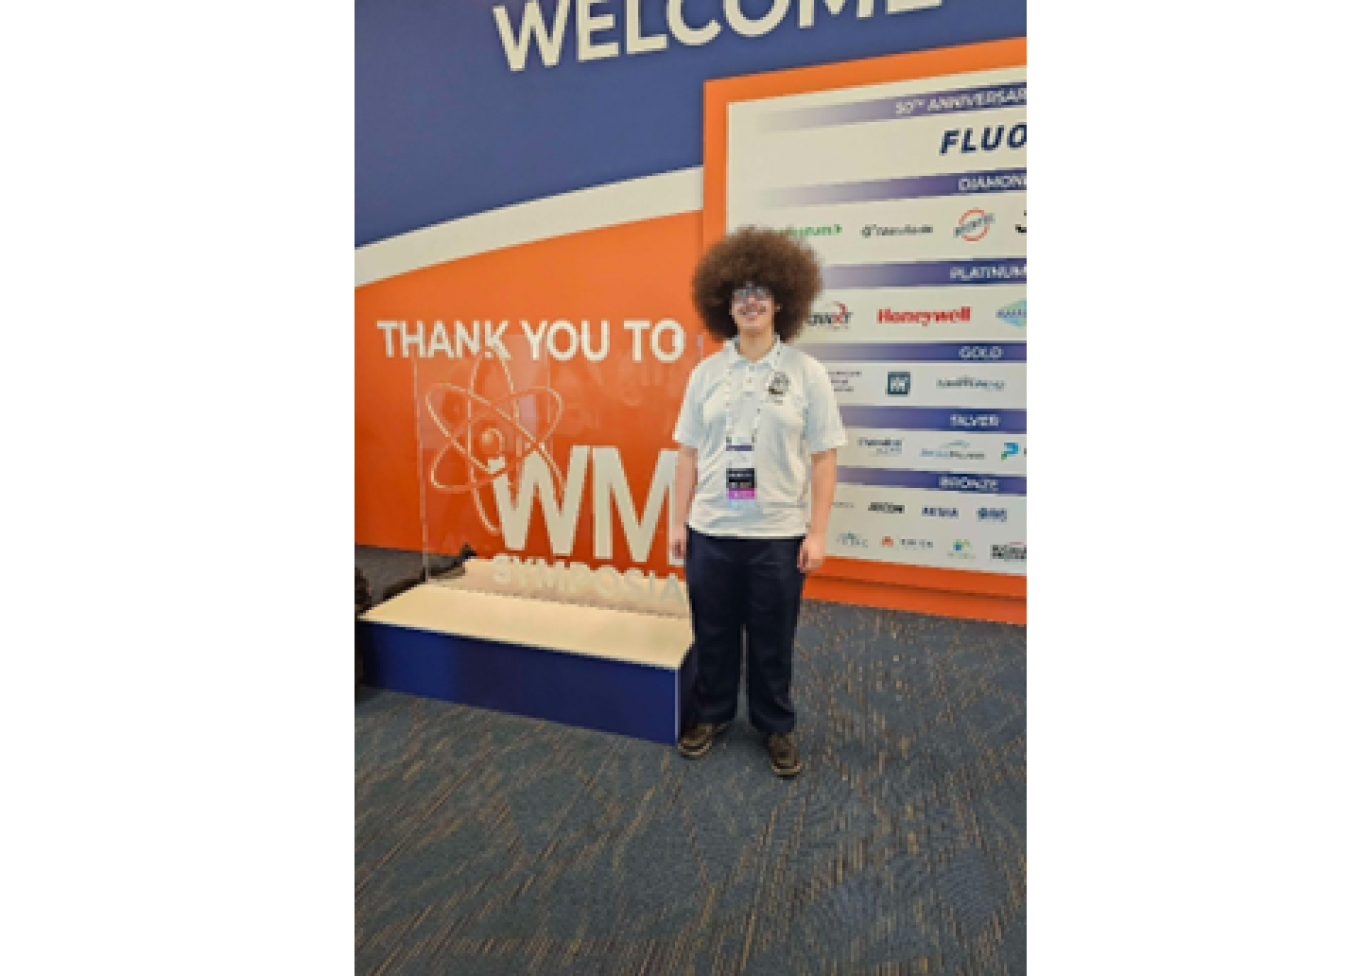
[685, 527, 806, 736]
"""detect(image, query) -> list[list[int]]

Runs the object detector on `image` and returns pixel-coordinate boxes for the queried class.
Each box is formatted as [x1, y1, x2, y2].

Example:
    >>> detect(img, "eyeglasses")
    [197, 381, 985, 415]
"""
[731, 284, 772, 308]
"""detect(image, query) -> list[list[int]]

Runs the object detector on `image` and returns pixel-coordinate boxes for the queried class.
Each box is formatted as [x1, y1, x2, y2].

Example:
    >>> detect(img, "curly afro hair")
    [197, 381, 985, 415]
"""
[692, 226, 823, 343]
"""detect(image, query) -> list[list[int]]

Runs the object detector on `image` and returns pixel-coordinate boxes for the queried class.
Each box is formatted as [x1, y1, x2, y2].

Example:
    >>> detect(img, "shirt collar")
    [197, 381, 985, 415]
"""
[727, 334, 782, 367]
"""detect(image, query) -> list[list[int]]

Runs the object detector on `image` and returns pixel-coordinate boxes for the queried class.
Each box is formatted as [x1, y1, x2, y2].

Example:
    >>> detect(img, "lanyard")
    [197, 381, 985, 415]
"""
[723, 341, 783, 451]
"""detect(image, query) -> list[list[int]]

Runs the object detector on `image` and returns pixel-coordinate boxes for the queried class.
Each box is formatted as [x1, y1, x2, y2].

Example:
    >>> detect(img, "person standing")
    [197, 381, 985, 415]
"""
[670, 227, 846, 777]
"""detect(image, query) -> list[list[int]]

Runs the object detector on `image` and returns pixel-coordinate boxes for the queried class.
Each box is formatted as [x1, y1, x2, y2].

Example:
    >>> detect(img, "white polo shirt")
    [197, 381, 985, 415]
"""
[673, 336, 847, 539]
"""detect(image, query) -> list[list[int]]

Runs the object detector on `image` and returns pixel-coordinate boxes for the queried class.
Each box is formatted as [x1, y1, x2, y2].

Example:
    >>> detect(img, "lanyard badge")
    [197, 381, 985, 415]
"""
[726, 443, 757, 505]
[723, 344, 782, 509]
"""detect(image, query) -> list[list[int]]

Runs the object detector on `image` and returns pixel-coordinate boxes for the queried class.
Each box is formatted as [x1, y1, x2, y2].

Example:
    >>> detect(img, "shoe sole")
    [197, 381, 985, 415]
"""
[771, 759, 803, 778]
[677, 723, 729, 759]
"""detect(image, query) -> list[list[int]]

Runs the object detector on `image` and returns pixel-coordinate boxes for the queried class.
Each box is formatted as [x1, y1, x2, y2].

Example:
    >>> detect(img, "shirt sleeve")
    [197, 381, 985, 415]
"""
[803, 358, 848, 454]
[672, 360, 706, 449]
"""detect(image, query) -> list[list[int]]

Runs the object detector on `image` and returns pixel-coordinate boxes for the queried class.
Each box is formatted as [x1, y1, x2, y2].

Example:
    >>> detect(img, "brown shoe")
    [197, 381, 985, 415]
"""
[677, 721, 730, 758]
[766, 733, 802, 777]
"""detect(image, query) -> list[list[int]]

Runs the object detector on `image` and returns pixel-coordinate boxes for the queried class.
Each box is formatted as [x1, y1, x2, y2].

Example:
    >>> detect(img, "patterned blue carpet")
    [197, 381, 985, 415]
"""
[356, 547, 1025, 974]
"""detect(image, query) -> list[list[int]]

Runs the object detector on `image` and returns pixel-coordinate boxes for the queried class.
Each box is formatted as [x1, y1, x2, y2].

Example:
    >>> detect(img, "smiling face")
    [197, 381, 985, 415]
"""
[730, 283, 778, 340]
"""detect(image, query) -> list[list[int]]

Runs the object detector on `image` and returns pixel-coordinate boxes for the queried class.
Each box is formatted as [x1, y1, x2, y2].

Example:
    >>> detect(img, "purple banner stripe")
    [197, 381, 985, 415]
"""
[823, 259, 1026, 289]
[759, 82, 1027, 132]
[840, 406, 1026, 434]
[804, 342, 1026, 363]
[766, 168, 1026, 208]
[837, 466, 1026, 496]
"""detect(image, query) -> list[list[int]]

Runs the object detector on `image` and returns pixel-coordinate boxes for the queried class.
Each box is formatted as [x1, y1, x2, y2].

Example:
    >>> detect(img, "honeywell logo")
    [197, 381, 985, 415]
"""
[877, 306, 972, 326]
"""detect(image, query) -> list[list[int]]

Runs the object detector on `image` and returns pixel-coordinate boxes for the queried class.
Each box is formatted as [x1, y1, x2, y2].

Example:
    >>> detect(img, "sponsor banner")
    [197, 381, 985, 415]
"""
[829, 484, 1026, 575]
[827, 361, 1025, 407]
[734, 58, 1030, 598]
[709, 47, 1027, 592]
[842, 429, 1026, 474]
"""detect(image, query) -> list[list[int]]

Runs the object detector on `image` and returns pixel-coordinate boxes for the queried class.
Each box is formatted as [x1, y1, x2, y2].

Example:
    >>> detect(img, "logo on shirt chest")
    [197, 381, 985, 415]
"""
[766, 371, 791, 401]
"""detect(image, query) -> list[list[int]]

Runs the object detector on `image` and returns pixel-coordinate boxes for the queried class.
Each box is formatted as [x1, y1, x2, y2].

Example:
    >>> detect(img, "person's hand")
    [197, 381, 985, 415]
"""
[798, 533, 826, 573]
[670, 524, 688, 562]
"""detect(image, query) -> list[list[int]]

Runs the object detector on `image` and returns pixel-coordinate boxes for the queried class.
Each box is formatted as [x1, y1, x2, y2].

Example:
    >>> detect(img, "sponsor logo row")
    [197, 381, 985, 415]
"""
[834, 500, 1016, 522]
[830, 370, 1021, 397]
[808, 298, 1026, 331]
[787, 207, 1025, 244]
[853, 437, 1024, 463]
[834, 531, 1026, 563]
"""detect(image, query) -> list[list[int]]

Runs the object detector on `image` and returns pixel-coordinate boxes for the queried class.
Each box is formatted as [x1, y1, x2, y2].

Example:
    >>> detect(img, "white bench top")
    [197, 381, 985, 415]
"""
[362, 581, 693, 670]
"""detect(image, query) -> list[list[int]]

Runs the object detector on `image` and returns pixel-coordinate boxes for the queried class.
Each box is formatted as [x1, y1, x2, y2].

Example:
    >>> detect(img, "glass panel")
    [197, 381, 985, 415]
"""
[411, 329, 692, 619]
[412, 328, 550, 577]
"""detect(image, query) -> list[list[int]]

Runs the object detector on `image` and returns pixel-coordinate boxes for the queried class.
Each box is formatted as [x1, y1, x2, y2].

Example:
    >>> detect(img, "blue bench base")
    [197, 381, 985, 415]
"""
[359, 610, 695, 745]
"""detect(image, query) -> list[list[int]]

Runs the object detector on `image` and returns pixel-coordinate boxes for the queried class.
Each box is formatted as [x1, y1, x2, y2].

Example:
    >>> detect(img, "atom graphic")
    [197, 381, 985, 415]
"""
[422, 347, 565, 535]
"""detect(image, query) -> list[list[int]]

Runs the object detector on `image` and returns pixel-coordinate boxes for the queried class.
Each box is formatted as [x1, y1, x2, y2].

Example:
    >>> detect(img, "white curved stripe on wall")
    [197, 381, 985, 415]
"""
[356, 167, 704, 287]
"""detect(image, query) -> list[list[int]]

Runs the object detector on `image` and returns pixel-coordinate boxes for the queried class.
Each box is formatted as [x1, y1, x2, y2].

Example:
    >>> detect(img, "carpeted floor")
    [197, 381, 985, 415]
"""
[356, 546, 1026, 975]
